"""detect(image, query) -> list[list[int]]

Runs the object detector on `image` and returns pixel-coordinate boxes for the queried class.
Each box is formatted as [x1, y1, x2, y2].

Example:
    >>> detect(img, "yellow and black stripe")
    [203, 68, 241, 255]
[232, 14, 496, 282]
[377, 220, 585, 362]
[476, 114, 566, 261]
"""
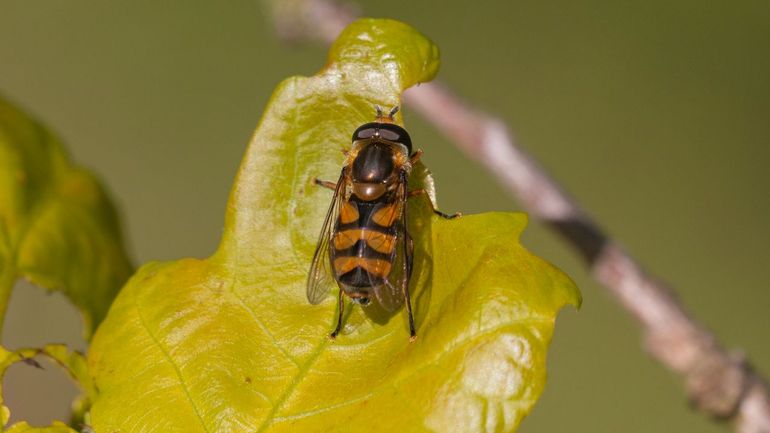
[331, 195, 401, 293]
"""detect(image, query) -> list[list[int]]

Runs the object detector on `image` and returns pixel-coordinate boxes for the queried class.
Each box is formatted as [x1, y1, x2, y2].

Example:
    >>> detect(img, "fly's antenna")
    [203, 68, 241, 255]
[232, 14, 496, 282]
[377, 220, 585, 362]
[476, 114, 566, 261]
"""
[374, 104, 399, 123]
[388, 105, 400, 120]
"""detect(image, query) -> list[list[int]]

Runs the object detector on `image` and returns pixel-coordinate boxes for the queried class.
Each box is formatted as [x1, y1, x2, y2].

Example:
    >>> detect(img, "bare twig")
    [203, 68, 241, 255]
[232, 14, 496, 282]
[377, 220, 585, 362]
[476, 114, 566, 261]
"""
[268, 1, 770, 432]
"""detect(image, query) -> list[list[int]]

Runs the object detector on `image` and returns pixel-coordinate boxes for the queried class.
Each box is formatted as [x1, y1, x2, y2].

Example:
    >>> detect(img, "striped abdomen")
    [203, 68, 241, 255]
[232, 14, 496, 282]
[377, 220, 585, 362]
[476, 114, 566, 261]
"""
[331, 194, 401, 293]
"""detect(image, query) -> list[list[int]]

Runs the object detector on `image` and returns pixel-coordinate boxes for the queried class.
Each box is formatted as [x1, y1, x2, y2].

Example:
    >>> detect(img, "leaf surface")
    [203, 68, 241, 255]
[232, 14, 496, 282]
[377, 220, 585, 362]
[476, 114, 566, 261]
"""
[4, 421, 78, 433]
[0, 94, 132, 429]
[0, 344, 91, 431]
[87, 19, 580, 433]
[0, 95, 133, 337]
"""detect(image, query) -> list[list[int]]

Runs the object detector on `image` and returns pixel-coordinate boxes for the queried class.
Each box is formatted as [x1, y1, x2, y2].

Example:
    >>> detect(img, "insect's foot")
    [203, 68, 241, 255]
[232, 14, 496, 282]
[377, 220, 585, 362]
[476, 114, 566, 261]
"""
[328, 332, 338, 340]
[434, 210, 462, 219]
[313, 177, 338, 190]
[409, 334, 418, 343]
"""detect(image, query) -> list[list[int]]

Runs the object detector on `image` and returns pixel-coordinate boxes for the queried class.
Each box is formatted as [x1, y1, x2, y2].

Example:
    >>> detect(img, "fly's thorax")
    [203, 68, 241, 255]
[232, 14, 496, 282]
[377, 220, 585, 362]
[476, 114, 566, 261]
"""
[345, 138, 411, 202]
[351, 142, 395, 183]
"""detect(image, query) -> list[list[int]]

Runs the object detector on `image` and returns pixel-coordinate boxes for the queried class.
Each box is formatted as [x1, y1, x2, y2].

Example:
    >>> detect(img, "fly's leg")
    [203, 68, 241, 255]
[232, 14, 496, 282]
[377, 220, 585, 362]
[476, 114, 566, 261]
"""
[404, 235, 417, 342]
[409, 149, 423, 165]
[330, 290, 345, 338]
[313, 178, 337, 190]
[433, 208, 462, 219]
[330, 289, 345, 339]
[407, 189, 462, 219]
[408, 150, 461, 218]
[405, 288, 416, 342]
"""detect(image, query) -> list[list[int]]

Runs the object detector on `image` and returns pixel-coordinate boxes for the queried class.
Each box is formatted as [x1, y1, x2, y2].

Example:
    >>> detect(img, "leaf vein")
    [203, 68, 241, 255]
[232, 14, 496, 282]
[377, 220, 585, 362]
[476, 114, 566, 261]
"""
[226, 281, 300, 368]
[132, 294, 210, 433]
[253, 286, 358, 432]
[270, 317, 551, 424]
[254, 336, 331, 433]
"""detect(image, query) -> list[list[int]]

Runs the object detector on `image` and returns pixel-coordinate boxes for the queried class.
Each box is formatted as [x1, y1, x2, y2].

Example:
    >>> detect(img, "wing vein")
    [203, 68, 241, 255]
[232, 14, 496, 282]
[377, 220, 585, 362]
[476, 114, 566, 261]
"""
[306, 169, 345, 304]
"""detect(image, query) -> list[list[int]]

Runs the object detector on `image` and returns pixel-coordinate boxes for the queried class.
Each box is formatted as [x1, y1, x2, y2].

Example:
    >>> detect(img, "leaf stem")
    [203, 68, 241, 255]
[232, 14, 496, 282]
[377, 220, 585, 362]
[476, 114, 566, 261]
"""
[0, 267, 14, 339]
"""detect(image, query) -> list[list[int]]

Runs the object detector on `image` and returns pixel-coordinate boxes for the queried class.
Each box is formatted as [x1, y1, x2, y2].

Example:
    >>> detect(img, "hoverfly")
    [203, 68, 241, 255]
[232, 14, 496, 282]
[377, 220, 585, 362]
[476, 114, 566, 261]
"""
[307, 105, 459, 341]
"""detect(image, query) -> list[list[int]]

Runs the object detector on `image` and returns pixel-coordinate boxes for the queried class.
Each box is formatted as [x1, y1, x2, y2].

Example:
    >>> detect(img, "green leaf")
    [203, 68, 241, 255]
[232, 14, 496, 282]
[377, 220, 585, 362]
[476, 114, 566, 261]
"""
[0, 95, 131, 429]
[87, 18, 580, 432]
[4, 421, 78, 433]
[0, 95, 133, 338]
[0, 344, 91, 430]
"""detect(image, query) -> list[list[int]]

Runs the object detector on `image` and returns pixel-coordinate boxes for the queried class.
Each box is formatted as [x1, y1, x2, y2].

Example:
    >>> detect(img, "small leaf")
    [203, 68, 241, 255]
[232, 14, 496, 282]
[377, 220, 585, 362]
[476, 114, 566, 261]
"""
[0, 95, 133, 338]
[4, 421, 78, 433]
[87, 18, 580, 432]
[0, 94, 131, 428]
[0, 345, 91, 429]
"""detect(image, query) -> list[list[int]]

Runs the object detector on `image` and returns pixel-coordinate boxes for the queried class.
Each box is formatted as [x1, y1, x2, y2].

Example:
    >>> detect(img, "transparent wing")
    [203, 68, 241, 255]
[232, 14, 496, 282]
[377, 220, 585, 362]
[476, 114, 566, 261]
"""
[306, 170, 345, 304]
[371, 171, 410, 312]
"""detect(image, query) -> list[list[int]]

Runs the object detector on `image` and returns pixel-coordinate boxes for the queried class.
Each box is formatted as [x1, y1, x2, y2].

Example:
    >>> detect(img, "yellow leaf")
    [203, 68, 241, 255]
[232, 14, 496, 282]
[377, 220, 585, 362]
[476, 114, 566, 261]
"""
[87, 19, 580, 432]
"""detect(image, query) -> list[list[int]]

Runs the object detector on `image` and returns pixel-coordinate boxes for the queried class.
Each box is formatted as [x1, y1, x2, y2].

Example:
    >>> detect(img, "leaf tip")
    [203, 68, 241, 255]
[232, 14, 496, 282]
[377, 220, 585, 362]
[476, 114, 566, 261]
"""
[328, 18, 441, 90]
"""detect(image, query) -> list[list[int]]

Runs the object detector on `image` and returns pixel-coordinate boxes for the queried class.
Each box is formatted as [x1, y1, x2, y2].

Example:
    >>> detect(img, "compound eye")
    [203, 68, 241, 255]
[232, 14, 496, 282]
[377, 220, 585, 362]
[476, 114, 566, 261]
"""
[378, 129, 400, 141]
[354, 128, 376, 140]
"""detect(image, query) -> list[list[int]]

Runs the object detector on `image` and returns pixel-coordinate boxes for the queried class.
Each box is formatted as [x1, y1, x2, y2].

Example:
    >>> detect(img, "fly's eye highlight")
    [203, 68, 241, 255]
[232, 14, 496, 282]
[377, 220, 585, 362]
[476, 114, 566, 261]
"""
[354, 128, 376, 140]
[378, 129, 400, 141]
[381, 124, 412, 154]
[352, 122, 379, 142]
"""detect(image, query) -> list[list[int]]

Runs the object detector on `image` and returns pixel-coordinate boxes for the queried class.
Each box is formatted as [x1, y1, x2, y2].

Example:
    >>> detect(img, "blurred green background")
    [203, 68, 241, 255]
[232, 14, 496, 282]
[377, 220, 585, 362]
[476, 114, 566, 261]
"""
[1, 1, 768, 431]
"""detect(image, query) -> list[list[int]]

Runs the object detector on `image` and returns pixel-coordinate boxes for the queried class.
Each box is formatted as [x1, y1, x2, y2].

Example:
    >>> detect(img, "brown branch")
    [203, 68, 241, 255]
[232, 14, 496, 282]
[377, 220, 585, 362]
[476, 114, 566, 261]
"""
[268, 1, 770, 432]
